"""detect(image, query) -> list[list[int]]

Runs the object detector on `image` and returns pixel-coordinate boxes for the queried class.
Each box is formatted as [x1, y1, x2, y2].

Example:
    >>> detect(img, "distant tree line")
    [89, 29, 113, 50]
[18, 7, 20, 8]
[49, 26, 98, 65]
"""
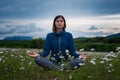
[0, 37, 120, 52]
[0, 38, 44, 49]
[74, 37, 120, 52]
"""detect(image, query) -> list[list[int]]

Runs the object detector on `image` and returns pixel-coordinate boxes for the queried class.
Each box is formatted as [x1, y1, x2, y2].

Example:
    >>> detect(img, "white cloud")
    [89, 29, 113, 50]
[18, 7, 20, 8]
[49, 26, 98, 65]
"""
[0, 21, 49, 39]
[98, 14, 120, 19]
[65, 14, 120, 37]
[0, 14, 120, 39]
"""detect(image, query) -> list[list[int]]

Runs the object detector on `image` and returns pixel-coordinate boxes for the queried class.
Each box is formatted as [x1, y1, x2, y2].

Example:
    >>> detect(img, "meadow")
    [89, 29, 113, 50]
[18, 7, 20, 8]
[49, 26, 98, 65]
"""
[0, 47, 120, 80]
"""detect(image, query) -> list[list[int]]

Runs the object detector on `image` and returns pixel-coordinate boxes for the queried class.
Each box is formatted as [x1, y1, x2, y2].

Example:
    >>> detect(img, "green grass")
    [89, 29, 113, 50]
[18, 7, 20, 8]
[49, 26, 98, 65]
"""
[0, 48, 120, 80]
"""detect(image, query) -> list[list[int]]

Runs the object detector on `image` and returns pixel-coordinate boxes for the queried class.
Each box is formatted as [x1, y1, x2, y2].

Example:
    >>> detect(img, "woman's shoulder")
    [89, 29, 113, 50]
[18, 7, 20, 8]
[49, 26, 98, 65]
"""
[64, 31, 73, 39]
[46, 32, 55, 38]
[65, 31, 73, 36]
[47, 32, 54, 35]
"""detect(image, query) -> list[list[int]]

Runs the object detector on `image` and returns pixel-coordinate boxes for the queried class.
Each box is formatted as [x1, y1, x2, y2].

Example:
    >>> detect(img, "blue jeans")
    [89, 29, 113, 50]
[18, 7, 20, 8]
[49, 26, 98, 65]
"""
[35, 56, 84, 71]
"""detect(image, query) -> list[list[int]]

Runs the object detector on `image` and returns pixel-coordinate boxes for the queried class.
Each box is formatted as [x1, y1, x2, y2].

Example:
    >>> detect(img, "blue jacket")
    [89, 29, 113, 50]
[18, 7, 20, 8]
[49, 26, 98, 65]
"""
[40, 30, 79, 63]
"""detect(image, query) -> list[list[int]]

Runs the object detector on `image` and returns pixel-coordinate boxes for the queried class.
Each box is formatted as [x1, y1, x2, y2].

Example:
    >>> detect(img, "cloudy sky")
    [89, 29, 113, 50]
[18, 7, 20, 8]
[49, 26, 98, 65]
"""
[0, 0, 120, 39]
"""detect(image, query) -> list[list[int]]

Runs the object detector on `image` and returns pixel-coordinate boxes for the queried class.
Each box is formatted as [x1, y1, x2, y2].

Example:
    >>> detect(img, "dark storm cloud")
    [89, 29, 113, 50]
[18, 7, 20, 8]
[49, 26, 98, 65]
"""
[0, 0, 120, 19]
[0, 21, 12, 24]
[89, 25, 98, 30]
[0, 23, 44, 35]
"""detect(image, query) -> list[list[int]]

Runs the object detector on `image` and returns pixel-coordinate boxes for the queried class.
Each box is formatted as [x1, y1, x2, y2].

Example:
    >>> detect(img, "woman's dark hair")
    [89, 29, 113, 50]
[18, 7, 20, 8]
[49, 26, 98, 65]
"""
[52, 15, 66, 32]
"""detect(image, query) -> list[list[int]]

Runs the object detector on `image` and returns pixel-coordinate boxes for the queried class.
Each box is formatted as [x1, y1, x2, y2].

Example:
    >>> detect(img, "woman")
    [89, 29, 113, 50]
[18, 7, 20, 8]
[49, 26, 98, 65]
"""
[28, 15, 88, 71]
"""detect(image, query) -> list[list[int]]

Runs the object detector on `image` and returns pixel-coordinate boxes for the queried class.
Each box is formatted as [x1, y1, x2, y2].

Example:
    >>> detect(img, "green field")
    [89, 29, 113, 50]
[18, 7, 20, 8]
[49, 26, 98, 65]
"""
[0, 48, 120, 80]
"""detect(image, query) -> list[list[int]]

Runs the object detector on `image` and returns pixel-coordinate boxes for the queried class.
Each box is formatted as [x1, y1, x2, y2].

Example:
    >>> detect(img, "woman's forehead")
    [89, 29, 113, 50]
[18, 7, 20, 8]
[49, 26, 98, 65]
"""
[56, 17, 64, 20]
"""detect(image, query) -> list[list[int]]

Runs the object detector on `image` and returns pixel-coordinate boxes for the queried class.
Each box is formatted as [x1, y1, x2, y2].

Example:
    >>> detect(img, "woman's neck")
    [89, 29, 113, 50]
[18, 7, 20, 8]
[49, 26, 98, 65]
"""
[56, 28, 63, 33]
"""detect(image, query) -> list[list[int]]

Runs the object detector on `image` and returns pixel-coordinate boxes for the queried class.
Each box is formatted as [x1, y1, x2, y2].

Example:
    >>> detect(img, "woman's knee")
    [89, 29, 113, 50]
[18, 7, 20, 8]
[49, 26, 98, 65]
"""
[35, 56, 41, 64]
[69, 58, 85, 69]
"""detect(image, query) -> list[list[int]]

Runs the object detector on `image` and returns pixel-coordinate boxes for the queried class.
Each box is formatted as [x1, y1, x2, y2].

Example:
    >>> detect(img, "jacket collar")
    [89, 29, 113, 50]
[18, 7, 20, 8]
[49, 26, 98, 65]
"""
[54, 30, 66, 36]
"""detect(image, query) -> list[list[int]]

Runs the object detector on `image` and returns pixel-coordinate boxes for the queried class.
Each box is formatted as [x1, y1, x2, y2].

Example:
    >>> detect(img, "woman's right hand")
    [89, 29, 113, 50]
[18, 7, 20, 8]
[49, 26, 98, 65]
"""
[79, 53, 89, 60]
[28, 51, 39, 58]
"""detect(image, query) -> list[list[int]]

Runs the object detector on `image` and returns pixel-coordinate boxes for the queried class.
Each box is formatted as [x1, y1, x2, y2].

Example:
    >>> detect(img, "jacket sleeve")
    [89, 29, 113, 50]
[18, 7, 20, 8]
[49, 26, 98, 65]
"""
[39, 34, 51, 57]
[68, 33, 80, 58]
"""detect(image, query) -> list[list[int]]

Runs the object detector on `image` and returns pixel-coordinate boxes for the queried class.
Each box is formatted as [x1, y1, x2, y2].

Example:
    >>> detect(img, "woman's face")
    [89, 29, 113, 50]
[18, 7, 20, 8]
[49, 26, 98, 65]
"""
[55, 17, 65, 29]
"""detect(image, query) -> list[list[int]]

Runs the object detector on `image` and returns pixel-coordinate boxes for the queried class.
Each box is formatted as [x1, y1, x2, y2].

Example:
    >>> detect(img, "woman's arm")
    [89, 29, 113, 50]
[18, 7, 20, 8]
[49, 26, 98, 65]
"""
[39, 33, 51, 57]
[28, 33, 51, 58]
[68, 33, 80, 58]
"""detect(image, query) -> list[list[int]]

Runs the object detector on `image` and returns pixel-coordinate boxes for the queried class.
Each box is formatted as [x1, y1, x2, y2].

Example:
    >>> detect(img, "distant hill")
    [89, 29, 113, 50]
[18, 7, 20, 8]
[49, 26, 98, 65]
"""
[105, 33, 120, 38]
[3, 33, 120, 41]
[3, 36, 33, 41]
